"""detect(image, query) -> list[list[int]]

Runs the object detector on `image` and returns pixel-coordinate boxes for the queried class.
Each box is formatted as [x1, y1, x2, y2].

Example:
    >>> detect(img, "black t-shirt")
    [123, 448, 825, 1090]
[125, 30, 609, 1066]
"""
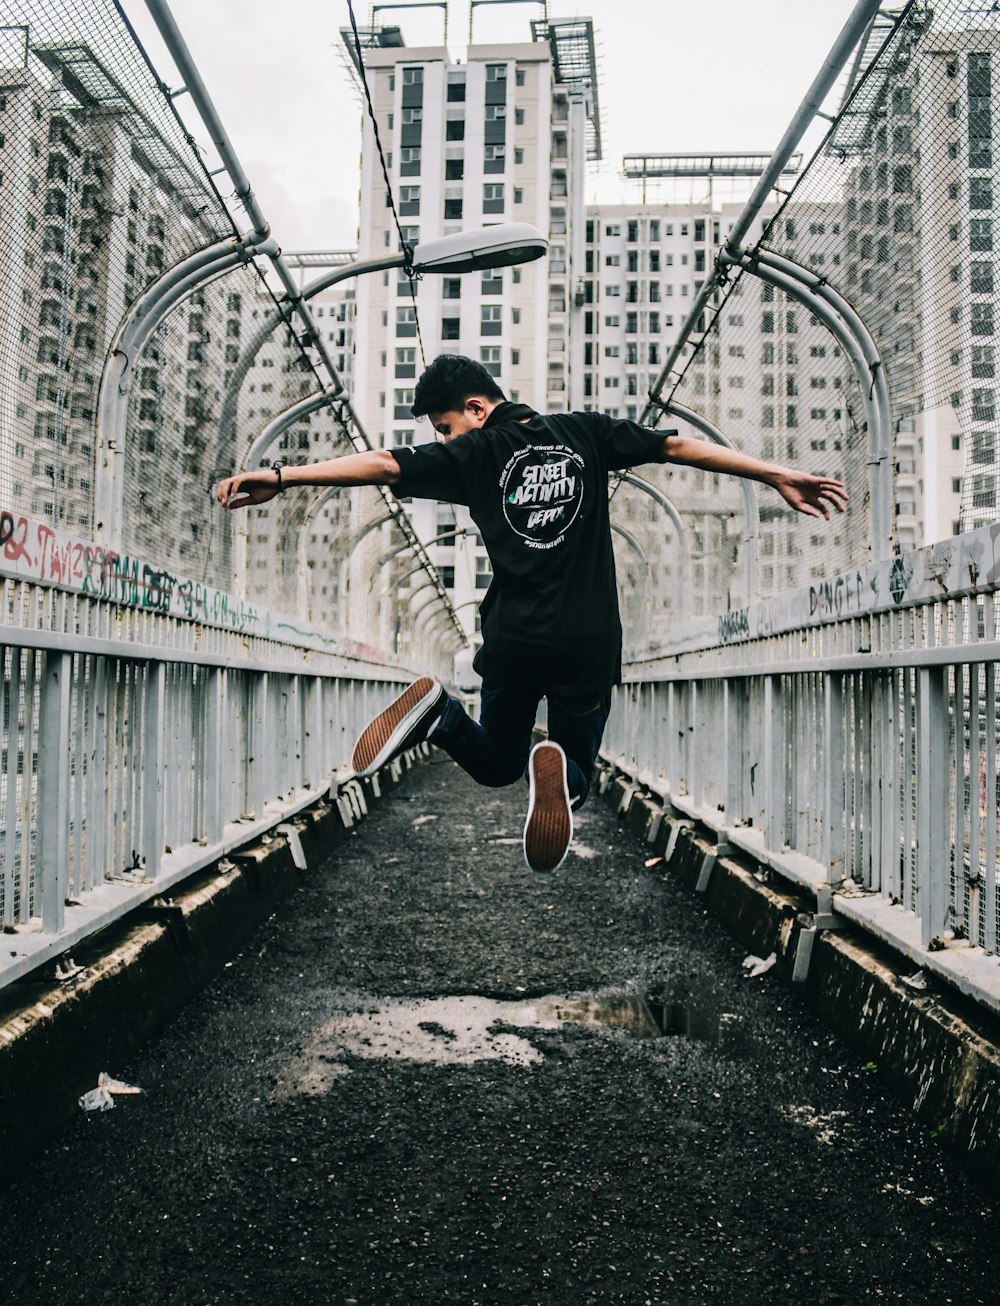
[391, 403, 672, 691]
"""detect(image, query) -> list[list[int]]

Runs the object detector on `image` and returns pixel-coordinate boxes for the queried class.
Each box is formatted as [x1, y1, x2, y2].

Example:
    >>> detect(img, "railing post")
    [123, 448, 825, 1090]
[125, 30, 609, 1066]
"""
[37, 650, 72, 934]
[202, 668, 226, 843]
[763, 674, 785, 852]
[250, 672, 270, 817]
[142, 661, 166, 880]
[823, 672, 846, 884]
[723, 679, 746, 827]
[916, 666, 949, 946]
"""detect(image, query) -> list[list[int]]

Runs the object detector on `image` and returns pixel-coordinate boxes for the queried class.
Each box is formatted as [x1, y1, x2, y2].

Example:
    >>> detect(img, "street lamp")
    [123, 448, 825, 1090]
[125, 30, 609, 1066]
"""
[225, 223, 549, 471]
[231, 224, 549, 637]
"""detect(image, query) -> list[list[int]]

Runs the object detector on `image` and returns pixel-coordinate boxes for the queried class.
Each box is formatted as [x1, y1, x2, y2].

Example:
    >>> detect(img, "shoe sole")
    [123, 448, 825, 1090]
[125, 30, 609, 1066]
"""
[352, 677, 439, 776]
[523, 743, 572, 873]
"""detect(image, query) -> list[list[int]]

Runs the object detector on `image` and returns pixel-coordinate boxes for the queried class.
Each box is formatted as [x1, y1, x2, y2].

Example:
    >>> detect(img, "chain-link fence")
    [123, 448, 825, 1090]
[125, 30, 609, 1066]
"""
[0, 0, 454, 657]
[637, 0, 1000, 617]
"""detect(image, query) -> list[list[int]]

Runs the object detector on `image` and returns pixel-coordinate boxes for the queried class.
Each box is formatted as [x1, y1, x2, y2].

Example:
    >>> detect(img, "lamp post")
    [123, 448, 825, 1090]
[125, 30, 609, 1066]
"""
[231, 224, 548, 654]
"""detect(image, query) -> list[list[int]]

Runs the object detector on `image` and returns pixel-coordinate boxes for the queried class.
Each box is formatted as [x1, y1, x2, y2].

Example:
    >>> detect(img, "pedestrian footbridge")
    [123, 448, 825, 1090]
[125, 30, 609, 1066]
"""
[2, 0, 1000, 1242]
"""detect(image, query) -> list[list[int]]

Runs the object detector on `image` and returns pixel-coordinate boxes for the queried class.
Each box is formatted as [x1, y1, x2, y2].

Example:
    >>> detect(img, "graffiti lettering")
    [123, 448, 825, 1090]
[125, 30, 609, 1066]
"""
[719, 607, 750, 643]
[0, 511, 33, 565]
[809, 571, 866, 621]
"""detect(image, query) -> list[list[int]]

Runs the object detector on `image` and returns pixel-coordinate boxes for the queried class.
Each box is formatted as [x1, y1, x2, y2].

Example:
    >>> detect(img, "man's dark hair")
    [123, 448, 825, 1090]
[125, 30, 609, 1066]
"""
[411, 354, 505, 417]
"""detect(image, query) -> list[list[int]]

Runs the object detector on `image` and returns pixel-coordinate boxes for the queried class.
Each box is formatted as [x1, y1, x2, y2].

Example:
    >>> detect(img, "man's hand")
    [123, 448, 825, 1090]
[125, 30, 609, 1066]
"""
[215, 469, 281, 510]
[772, 469, 849, 521]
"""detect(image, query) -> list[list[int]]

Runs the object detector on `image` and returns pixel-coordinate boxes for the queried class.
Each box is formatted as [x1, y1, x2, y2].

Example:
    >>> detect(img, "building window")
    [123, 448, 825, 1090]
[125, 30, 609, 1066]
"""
[484, 144, 505, 173]
[396, 306, 417, 336]
[442, 316, 460, 340]
[483, 182, 505, 213]
[445, 158, 464, 180]
[446, 119, 465, 141]
[480, 346, 502, 377]
[973, 303, 995, 335]
[399, 186, 420, 215]
[972, 261, 994, 293]
[400, 146, 421, 175]
[395, 347, 417, 377]
[485, 104, 507, 122]
[402, 67, 423, 85]
[401, 108, 422, 125]
[444, 197, 463, 220]
[394, 388, 415, 419]
[447, 80, 466, 102]
[971, 176, 994, 209]
[973, 345, 996, 377]
[482, 271, 502, 295]
[481, 305, 502, 335]
[443, 278, 462, 299]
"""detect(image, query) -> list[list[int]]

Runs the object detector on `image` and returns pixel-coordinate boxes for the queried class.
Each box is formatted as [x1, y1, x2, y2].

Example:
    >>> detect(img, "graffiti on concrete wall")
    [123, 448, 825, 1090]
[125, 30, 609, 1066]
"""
[715, 521, 1000, 648]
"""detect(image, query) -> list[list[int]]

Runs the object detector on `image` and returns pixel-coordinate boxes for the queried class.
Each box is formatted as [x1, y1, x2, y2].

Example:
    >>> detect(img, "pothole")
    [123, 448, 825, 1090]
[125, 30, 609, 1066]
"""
[272, 985, 739, 1098]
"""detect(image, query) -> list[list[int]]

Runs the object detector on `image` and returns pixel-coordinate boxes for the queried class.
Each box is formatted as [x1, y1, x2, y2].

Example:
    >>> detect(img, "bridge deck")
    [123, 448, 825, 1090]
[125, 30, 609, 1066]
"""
[3, 759, 998, 1303]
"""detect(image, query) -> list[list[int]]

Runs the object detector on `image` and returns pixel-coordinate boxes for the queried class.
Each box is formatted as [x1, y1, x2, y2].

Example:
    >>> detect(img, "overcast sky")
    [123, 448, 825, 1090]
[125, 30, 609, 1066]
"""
[123, 1, 864, 250]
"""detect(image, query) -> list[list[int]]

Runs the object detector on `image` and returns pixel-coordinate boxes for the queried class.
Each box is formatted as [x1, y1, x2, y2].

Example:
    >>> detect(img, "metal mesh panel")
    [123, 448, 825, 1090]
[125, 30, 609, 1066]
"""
[0, 646, 40, 925]
[655, 1, 1000, 610]
[0, 0, 235, 529]
[0, 0, 449, 653]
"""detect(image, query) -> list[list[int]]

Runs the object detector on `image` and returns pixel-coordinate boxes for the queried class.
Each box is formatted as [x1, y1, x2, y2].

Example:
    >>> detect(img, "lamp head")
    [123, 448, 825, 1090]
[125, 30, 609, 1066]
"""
[409, 222, 548, 274]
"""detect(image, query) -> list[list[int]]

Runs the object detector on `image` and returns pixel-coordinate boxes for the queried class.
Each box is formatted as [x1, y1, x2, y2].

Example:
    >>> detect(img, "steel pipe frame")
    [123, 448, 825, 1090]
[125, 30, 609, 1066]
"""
[717, 246, 893, 563]
[143, 0, 466, 647]
[219, 252, 407, 470]
[751, 246, 894, 562]
[650, 400, 758, 607]
[641, 0, 885, 420]
[611, 523, 652, 652]
[617, 473, 690, 626]
[95, 231, 275, 548]
[375, 528, 470, 572]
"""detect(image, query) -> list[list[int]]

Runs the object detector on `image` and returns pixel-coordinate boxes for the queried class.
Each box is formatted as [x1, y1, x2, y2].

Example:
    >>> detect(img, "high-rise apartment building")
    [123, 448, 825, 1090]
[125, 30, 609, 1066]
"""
[342, 19, 598, 672]
[583, 198, 852, 626]
[0, 43, 253, 588]
[837, 18, 1000, 546]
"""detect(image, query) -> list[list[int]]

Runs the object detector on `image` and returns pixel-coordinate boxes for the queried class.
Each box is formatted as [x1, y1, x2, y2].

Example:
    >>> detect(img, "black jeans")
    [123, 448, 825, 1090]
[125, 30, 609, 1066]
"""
[432, 682, 613, 809]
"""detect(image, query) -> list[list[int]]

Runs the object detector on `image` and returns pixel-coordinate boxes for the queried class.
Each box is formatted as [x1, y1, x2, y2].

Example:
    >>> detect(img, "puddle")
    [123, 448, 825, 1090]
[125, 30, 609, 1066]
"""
[273, 985, 738, 1098]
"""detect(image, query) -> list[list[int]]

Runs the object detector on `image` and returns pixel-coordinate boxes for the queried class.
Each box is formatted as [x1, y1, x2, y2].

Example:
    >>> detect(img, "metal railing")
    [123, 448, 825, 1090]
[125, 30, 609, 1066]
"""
[0, 523, 421, 989]
[606, 520, 1000, 1017]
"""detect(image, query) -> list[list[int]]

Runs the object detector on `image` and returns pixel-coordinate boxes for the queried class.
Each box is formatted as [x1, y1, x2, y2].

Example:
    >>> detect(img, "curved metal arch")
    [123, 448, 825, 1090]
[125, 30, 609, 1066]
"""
[717, 246, 892, 562]
[376, 528, 469, 572]
[390, 561, 431, 593]
[244, 390, 339, 469]
[611, 523, 652, 651]
[220, 252, 406, 467]
[617, 473, 690, 625]
[648, 401, 758, 608]
[95, 231, 276, 547]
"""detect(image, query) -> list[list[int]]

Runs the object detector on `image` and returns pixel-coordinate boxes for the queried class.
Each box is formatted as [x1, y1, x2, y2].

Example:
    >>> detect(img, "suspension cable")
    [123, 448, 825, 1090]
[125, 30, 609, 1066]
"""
[346, 0, 428, 367]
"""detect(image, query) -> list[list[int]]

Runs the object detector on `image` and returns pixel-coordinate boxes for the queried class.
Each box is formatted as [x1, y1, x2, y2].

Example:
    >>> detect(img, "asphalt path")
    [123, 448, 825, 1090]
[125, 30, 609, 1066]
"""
[3, 756, 998, 1305]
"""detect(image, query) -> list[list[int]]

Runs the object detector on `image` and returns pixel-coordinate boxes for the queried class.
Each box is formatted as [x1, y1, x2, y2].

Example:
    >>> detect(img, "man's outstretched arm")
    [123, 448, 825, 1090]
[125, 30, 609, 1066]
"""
[216, 448, 401, 510]
[661, 433, 848, 522]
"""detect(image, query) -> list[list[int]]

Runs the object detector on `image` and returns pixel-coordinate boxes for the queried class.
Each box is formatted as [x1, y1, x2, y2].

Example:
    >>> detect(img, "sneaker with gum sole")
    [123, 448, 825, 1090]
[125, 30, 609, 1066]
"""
[523, 741, 573, 873]
[351, 677, 447, 778]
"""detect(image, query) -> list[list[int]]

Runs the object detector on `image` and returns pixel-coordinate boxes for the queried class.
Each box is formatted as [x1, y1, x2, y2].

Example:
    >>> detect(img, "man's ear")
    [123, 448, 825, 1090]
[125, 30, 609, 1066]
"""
[466, 396, 488, 425]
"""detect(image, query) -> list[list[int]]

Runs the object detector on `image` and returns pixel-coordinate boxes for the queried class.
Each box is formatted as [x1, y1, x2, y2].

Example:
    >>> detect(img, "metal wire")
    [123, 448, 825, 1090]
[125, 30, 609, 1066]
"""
[345, 0, 427, 367]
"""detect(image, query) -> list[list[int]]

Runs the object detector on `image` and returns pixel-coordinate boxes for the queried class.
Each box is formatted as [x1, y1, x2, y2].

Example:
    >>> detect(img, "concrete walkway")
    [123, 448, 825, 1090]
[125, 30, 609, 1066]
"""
[3, 757, 998, 1304]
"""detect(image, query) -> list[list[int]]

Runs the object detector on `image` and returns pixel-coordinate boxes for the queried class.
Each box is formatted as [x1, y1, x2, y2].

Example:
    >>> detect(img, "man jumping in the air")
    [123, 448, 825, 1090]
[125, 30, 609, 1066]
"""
[217, 354, 847, 873]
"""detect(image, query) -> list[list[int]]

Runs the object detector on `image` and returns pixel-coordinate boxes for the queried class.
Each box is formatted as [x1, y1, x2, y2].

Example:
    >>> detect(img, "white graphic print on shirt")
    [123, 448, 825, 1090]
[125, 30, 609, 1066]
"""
[499, 445, 586, 550]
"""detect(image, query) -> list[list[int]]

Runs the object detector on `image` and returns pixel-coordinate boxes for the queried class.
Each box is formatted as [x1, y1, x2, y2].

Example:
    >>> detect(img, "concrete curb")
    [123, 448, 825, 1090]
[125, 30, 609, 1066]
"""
[0, 751, 426, 1187]
[596, 762, 1000, 1192]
